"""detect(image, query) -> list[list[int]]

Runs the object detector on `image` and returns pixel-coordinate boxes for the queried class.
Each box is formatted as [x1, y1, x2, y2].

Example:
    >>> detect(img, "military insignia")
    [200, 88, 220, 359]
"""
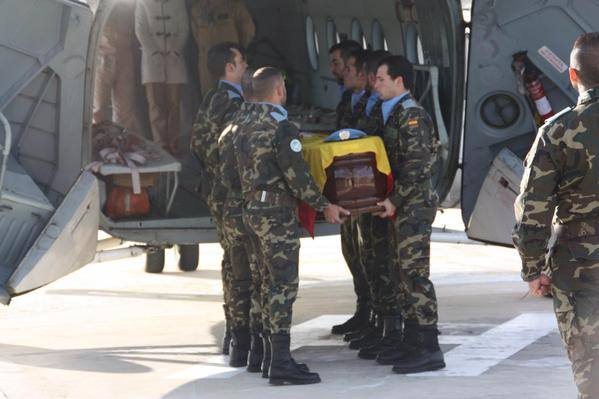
[290, 139, 303, 152]
[408, 119, 419, 127]
[339, 130, 351, 140]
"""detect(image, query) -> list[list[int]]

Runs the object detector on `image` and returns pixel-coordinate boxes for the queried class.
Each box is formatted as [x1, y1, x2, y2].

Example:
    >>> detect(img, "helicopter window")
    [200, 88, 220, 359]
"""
[305, 16, 320, 71]
[405, 23, 424, 64]
[371, 20, 388, 51]
[326, 17, 340, 50]
[351, 18, 367, 49]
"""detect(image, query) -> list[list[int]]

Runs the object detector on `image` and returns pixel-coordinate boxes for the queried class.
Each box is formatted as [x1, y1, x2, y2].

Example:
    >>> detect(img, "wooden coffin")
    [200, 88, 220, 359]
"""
[323, 152, 388, 214]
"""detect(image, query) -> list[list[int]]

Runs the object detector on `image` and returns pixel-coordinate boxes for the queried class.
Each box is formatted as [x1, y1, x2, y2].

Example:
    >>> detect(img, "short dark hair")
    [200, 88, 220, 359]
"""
[366, 50, 392, 76]
[329, 40, 362, 62]
[207, 42, 245, 79]
[572, 32, 599, 88]
[378, 55, 414, 91]
[347, 49, 369, 74]
[251, 67, 284, 101]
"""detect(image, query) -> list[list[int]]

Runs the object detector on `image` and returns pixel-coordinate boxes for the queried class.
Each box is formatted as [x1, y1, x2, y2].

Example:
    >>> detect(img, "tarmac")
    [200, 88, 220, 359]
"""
[0, 209, 577, 398]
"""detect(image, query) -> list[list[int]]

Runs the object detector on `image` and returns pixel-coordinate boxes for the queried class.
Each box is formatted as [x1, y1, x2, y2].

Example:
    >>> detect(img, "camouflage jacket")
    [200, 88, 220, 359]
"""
[375, 93, 439, 211]
[234, 103, 331, 211]
[513, 88, 599, 284]
[191, 80, 243, 197]
[336, 89, 371, 130]
[217, 103, 269, 206]
[356, 97, 383, 136]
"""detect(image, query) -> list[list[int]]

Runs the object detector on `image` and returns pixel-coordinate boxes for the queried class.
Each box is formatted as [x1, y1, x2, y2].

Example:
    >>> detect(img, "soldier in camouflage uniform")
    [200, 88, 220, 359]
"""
[371, 56, 445, 373]
[218, 70, 274, 370]
[235, 67, 349, 385]
[513, 33, 599, 399]
[331, 47, 373, 337]
[346, 50, 405, 361]
[190, 42, 248, 355]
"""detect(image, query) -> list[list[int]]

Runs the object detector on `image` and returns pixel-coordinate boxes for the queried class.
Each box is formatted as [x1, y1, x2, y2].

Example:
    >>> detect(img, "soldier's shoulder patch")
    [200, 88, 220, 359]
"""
[402, 99, 419, 109]
[543, 106, 573, 127]
[407, 119, 419, 127]
[290, 139, 303, 152]
[270, 112, 287, 122]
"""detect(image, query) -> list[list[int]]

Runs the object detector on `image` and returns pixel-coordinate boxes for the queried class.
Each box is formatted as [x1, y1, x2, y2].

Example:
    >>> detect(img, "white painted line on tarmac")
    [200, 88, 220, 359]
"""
[167, 313, 556, 380]
[412, 313, 557, 377]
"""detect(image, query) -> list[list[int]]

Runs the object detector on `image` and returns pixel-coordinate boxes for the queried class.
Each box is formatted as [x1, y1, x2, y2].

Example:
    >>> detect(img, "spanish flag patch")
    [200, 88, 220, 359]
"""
[408, 119, 419, 127]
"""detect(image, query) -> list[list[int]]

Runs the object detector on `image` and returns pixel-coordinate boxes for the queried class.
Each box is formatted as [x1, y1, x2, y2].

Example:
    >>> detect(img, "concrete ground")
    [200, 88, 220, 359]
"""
[0, 209, 577, 399]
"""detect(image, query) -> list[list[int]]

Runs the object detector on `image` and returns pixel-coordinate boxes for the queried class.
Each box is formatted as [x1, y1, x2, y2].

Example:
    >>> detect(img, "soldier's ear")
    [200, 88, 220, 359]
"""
[569, 67, 580, 90]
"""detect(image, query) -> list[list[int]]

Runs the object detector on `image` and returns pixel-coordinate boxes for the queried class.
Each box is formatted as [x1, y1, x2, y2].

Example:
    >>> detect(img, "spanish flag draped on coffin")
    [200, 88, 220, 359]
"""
[298, 131, 393, 237]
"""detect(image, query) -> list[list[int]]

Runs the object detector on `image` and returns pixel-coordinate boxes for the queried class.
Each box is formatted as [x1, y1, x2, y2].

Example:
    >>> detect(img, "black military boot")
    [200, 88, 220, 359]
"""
[268, 333, 321, 385]
[348, 313, 382, 350]
[344, 310, 376, 342]
[376, 322, 418, 365]
[331, 304, 370, 335]
[229, 328, 251, 367]
[358, 315, 403, 360]
[222, 305, 232, 355]
[392, 325, 445, 374]
[261, 333, 271, 378]
[247, 332, 264, 372]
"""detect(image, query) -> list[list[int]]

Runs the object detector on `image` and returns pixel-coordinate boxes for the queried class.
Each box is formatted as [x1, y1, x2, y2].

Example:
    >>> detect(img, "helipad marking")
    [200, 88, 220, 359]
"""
[412, 313, 557, 377]
[167, 313, 556, 380]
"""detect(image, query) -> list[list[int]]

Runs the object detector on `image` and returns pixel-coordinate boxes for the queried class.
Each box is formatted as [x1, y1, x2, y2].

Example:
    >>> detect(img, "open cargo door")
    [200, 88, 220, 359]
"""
[0, 0, 98, 303]
[462, 0, 599, 245]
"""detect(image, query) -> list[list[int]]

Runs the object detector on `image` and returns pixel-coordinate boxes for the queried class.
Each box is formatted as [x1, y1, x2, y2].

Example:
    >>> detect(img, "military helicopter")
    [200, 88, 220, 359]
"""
[0, 0, 594, 304]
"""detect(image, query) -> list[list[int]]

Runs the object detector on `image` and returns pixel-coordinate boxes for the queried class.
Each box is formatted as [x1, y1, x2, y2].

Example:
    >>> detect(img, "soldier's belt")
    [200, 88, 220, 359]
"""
[555, 221, 599, 241]
[245, 190, 297, 208]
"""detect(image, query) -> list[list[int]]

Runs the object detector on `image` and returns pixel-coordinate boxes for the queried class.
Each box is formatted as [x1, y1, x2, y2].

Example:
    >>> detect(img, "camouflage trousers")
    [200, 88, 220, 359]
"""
[207, 199, 234, 327]
[244, 205, 300, 335]
[358, 213, 402, 316]
[552, 285, 599, 399]
[391, 206, 438, 326]
[341, 217, 371, 311]
[223, 200, 264, 333]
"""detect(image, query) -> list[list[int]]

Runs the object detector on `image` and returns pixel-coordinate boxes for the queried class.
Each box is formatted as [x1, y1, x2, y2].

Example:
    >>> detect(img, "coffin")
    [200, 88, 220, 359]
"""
[301, 135, 392, 215]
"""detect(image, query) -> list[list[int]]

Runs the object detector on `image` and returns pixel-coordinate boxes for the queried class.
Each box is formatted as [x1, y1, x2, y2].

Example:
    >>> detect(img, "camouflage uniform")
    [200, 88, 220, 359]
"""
[235, 103, 331, 334]
[354, 99, 402, 318]
[376, 93, 440, 326]
[191, 80, 243, 328]
[513, 88, 599, 399]
[218, 103, 269, 333]
[337, 89, 373, 316]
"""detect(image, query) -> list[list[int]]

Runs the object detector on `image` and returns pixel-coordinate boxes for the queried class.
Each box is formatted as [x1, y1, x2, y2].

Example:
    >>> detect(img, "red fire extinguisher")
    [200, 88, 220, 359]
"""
[524, 72, 555, 121]
[513, 52, 555, 123]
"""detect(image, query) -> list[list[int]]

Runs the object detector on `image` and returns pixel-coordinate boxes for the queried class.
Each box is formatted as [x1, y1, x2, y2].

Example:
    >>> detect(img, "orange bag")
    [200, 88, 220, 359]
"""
[104, 186, 151, 219]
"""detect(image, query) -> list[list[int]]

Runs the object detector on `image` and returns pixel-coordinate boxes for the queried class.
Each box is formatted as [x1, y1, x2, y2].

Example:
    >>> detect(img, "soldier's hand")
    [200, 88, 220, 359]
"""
[323, 204, 350, 224]
[527, 273, 552, 297]
[374, 198, 396, 218]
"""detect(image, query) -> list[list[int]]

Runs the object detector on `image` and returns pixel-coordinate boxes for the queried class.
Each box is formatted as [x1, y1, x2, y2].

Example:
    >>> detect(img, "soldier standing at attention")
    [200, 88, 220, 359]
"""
[235, 67, 349, 385]
[513, 33, 599, 399]
[190, 0, 255, 95]
[352, 50, 405, 363]
[191, 42, 248, 355]
[328, 41, 373, 337]
[372, 56, 445, 373]
[217, 71, 266, 371]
